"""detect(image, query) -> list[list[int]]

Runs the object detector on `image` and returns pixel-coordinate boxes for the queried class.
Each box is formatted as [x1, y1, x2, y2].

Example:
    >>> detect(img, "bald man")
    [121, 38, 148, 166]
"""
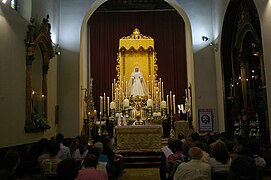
[173, 147, 211, 180]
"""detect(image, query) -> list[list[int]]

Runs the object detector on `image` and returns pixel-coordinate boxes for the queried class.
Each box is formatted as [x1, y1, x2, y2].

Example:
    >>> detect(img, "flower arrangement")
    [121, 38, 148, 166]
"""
[32, 112, 51, 129]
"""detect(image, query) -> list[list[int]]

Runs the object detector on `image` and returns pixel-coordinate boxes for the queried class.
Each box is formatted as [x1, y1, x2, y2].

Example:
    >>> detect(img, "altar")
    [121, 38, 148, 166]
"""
[115, 125, 163, 151]
[83, 29, 192, 146]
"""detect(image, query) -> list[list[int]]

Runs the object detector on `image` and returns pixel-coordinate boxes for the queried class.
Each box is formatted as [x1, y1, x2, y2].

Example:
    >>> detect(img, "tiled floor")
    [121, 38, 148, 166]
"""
[119, 168, 160, 180]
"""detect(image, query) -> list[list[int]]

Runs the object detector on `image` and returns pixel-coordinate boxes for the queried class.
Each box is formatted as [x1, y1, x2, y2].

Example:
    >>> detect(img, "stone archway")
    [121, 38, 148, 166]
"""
[79, 0, 196, 130]
[221, 0, 269, 140]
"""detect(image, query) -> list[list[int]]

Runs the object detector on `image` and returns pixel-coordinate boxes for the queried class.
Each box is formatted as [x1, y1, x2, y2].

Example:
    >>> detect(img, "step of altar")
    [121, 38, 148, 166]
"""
[120, 151, 161, 168]
[115, 149, 163, 168]
[113, 138, 168, 168]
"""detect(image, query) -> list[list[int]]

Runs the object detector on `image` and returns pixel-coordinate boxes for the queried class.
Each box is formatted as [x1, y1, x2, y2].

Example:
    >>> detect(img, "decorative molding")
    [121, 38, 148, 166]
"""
[24, 15, 54, 132]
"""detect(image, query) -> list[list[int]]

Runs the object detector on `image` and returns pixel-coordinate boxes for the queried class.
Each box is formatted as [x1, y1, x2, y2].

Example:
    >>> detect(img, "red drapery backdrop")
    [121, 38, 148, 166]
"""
[88, 10, 187, 112]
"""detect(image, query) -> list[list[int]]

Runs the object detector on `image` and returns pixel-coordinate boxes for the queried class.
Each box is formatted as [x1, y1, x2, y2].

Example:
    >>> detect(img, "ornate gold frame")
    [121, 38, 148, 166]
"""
[116, 28, 158, 84]
[25, 15, 54, 132]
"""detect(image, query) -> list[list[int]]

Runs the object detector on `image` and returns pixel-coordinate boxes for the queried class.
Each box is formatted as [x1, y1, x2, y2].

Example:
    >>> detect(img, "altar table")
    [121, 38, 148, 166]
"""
[115, 125, 163, 150]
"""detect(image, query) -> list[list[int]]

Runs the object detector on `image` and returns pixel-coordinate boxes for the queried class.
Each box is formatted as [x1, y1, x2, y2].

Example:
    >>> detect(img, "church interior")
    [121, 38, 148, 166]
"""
[1, 0, 271, 179]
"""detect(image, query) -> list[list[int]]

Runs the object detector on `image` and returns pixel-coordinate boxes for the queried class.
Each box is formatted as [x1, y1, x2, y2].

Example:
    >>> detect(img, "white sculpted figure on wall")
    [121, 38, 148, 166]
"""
[127, 67, 148, 97]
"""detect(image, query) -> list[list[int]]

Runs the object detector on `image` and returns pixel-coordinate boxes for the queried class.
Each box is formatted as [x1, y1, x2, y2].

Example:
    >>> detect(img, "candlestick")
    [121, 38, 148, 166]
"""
[159, 92, 162, 104]
[173, 95, 176, 114]
[99, 112, 102, 136]
[41, 94, 44, 115]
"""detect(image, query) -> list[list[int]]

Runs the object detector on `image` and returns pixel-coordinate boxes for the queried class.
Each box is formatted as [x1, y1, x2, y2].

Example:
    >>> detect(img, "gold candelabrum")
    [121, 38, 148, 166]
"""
[167, 91, 176, 139]
[98, 92, 110, 136]
[84, 78, 96, 145]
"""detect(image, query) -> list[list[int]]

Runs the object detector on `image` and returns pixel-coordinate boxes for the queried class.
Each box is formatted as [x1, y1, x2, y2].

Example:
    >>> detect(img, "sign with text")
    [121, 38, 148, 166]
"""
[198, 109, 213, 132]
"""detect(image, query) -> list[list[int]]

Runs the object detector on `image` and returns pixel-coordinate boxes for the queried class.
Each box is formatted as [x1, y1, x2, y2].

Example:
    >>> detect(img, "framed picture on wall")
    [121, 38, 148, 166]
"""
[198, 109, 213, 132]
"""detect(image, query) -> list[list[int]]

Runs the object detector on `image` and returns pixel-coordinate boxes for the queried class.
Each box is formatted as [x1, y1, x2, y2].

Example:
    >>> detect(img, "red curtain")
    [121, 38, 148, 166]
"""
[89, 10, 187, 111]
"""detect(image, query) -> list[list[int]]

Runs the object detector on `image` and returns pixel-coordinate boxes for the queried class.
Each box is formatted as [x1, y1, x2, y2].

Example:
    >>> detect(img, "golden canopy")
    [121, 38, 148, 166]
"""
[116, 28, 158, 86]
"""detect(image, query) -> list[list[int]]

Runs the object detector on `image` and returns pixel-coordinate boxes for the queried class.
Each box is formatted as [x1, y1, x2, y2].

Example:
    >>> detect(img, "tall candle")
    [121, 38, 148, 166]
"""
[156, 91, 158, 110]
[173, 95, 176, 114]
[107, 97, 110, 116]
[170, 91, 173, 113]
[159, 78, 162, 92]
[151, 80, 154, 94]
[149, 75, 151, 90]
[123, 76, 126, 88]
[94, 110, 97, 123]
[162, 82, 164, 100]
[112, 83, 114, 100]
[166, 95, 169, 114]
[125, 81, 128, 98]
[114, 79, 116, 90]
[100, 96, 103, 115]
[103, 93, 106, 115]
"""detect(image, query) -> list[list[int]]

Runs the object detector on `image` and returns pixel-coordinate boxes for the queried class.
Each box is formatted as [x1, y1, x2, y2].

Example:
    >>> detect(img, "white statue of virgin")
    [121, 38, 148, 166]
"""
[127, 67, 148, 97]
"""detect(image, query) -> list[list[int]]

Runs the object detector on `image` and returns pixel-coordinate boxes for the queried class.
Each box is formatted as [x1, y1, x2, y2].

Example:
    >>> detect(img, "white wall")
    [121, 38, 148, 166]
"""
[0, 3, 55, 147]
[57, 0, 95, 138]
[254, 0, 271, 139]
[177, 0, 219, 132]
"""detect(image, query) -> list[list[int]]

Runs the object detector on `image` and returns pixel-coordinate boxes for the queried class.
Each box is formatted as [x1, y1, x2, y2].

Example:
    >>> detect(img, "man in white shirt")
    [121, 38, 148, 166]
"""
[174, 147, 211, 180]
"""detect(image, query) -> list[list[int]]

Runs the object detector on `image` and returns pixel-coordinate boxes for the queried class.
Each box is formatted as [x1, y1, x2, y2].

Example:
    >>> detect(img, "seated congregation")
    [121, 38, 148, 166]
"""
[0, 133, 124, 180]
[160, 131, 269, 180]
[0, 131, 270, 180]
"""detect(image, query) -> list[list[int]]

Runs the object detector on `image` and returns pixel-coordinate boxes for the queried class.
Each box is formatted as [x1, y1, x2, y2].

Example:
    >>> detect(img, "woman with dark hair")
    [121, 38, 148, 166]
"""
[209, 140, 231, 173]
[73, 137, 88, 163]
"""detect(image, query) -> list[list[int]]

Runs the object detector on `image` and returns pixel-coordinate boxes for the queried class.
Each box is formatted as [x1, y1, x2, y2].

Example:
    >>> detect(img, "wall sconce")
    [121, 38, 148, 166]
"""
[52, 43, 61, 56]
[202, 36, 209, 42]
[55, 44, 61, 56]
